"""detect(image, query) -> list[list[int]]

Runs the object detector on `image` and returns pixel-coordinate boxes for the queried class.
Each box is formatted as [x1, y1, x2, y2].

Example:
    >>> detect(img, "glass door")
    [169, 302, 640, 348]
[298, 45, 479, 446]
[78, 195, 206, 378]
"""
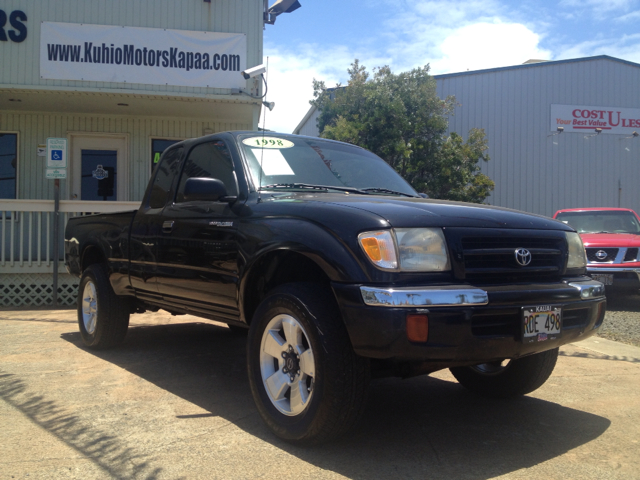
[81, 149, 117, 201]
[71, 135, 128, 201]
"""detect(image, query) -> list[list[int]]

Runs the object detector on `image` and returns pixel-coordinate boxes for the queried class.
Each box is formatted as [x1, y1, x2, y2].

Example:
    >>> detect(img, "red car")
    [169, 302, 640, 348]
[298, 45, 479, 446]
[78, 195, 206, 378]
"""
[553, 208, 640, 292]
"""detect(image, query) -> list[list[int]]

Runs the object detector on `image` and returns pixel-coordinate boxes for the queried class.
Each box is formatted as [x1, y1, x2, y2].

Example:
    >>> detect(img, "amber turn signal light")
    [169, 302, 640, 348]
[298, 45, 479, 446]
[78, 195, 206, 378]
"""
[406, 314, 429, 343]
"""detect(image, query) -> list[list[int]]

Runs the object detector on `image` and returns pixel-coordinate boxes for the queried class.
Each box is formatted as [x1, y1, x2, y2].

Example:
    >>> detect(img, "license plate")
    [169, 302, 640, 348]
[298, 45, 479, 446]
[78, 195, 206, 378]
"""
[590, 273, 613, 285]
[522, 306, 562, 343]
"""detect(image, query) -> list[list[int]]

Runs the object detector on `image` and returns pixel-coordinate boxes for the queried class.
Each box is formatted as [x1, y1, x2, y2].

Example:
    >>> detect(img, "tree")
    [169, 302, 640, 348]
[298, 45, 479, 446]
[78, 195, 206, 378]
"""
[311, 61, 494, 203]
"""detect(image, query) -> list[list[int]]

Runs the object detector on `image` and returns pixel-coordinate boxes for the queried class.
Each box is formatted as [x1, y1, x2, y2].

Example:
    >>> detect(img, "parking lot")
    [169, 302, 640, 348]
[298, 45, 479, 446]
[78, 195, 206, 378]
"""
[1, 306, 639, 480]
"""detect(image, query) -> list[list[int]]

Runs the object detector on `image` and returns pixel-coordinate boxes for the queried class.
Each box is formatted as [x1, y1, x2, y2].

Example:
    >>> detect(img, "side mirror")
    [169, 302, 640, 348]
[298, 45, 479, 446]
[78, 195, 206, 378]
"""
[183, 178, 237, 203]
[419, 193, 429, 199]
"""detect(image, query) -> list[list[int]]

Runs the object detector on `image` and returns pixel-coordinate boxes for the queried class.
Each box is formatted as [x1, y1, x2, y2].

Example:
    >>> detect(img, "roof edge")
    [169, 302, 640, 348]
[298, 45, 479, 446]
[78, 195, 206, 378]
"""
[433, 55, 640, 80]
[292, 104, 317, 134]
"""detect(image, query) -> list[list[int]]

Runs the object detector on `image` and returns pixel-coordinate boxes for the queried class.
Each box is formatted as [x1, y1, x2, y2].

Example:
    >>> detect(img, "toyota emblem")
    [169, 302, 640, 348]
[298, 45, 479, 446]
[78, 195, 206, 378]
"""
[515, 248, 532, 266]
[595, 250, 608, 260]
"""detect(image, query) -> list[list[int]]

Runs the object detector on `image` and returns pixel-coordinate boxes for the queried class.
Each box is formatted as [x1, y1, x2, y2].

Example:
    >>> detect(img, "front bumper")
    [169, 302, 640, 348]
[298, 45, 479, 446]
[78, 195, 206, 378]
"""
[332, 278, 606, 362]
[587, 266, 640, 290]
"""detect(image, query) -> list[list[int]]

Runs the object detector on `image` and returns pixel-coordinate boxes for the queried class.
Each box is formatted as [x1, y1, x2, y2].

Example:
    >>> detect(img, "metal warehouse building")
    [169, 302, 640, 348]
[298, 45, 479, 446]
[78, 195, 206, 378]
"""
[1, 0, 266, 306]
[295, 55, 640, 217]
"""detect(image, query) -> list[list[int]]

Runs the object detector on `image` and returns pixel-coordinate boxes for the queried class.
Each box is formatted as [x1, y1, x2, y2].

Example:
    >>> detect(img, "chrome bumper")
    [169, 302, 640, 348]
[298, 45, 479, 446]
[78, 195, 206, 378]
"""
[567, 280, 606, 299]
[360, 280, 605, 307]
[360, 286, 489, 307]
[587, 267, 640, 280]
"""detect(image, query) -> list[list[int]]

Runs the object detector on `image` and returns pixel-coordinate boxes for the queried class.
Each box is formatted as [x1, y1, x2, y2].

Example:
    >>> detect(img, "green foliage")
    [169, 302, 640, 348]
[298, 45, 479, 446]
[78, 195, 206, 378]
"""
[311, 60, 494, 203]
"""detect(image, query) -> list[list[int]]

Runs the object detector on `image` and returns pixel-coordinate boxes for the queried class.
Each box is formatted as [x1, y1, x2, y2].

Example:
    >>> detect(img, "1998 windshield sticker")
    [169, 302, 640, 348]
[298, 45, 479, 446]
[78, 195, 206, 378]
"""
[242, 137, 294, 149]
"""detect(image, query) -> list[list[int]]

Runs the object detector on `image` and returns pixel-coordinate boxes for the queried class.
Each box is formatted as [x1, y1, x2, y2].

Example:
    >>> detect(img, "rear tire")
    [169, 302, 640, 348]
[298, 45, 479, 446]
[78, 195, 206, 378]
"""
[450, 348, 559, 398]
[78, 264, 131, 349]
[247, 283, 369, 445]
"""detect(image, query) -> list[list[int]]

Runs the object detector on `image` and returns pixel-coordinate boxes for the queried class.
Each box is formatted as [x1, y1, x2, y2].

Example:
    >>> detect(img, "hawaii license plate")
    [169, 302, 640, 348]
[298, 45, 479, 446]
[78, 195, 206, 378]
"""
[522, 305, 562, 343]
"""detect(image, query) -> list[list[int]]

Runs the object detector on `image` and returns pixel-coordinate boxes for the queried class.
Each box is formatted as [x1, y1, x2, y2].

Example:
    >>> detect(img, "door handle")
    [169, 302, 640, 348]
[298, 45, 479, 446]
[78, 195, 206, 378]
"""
[162, 221, 174, 233]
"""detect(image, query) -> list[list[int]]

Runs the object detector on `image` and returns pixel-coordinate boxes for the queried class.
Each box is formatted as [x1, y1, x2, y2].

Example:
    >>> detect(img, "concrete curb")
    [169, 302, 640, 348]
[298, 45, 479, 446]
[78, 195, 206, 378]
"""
[574, 337, 640, 364]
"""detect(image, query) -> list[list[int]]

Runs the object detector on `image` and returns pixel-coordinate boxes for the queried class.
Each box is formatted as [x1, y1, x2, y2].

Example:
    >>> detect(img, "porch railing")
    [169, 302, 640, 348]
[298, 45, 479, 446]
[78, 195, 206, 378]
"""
[1, 200, 140, 273]
[1, 200, 140, 307]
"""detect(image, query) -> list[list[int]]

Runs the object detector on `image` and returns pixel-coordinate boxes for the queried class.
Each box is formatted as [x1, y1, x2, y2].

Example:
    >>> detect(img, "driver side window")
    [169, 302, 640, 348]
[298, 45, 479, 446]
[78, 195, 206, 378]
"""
[175, 140, 238, 203]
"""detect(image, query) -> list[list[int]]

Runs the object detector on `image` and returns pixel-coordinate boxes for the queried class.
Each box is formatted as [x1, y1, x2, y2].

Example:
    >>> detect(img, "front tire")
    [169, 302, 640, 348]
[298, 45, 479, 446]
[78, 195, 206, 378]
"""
[450, 348, 559, 398]
[78, 264, 131, 349]
[247, 283, 369, 445]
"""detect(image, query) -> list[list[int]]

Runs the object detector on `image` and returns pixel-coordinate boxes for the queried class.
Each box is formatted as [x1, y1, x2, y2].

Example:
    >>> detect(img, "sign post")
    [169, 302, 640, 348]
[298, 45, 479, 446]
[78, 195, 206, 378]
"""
[46, 138, 68, 307]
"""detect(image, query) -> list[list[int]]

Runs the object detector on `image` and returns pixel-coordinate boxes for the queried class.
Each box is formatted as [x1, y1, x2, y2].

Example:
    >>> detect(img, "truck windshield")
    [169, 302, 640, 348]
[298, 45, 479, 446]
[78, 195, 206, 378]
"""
[556, 211, 640, 234]
[238, 134, 418, 197]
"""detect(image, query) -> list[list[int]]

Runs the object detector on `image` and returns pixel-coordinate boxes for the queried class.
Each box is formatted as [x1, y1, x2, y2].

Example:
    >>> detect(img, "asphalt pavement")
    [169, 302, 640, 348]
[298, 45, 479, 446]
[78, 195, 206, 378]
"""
[1, 308, 639, 480]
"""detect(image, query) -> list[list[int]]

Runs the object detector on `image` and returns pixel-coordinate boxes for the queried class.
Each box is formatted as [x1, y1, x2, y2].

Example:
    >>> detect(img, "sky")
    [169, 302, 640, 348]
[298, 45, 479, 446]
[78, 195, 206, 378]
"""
[259, 0, 640, 134]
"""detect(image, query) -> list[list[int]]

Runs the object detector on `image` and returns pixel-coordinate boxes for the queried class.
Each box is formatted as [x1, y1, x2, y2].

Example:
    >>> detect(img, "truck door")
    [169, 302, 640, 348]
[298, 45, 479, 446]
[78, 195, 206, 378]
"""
[129, 145, 184, 295]
[154, 139, 242, 323]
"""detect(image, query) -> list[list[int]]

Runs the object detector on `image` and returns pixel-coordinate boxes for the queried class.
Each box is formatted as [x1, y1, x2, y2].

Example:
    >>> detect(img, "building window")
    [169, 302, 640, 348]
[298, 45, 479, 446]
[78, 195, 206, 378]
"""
[151, 139, 181, 173]
[0, 133, 17, 199]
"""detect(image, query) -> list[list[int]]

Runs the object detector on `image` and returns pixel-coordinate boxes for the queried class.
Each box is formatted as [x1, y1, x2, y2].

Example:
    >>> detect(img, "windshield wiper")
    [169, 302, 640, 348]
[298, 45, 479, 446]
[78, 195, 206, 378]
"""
[260, 183, 367, 194]
[260, 183, 418, 197]
[360, 187, 417, 198]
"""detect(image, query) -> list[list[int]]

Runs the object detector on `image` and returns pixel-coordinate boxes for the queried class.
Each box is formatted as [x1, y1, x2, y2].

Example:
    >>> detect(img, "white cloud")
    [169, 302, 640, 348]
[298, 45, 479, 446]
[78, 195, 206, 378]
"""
[559, 0, 637, 14]
[616, 10, 640, 22]
[258, 49, 340, 134]
[261, 0, 638, 133]
[556, 33, 640, 63]
[380, 1, 551, 73]
[261, 44, 390, 133]
[430, 22, 553, 74]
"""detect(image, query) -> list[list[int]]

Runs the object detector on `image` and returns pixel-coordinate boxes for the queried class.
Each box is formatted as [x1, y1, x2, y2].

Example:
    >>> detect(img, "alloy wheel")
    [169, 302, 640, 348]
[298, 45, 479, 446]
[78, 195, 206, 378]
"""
[259, 314, 315, 416]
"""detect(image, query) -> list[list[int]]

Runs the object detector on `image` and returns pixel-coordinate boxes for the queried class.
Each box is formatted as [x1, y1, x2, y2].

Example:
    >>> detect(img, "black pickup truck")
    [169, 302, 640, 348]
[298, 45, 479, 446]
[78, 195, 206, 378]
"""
[65, 131, 606, 445]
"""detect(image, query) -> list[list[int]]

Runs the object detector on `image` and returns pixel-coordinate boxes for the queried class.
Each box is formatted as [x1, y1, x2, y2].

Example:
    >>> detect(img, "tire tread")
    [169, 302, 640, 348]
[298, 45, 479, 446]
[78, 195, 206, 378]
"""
[248, 283, 369, 445]
[450, 348, 559, 398]
[78, 263, 130, 349]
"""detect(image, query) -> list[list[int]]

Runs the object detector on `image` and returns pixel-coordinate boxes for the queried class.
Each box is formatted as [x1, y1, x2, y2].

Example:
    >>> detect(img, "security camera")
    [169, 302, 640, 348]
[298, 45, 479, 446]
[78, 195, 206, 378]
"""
[241, 64, 266, 79]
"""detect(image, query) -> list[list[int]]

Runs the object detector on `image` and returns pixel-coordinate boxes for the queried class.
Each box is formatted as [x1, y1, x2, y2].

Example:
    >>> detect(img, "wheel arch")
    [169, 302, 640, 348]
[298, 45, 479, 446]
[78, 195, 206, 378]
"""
[240, 249, 337, 326]
[80, 243, 108, 272]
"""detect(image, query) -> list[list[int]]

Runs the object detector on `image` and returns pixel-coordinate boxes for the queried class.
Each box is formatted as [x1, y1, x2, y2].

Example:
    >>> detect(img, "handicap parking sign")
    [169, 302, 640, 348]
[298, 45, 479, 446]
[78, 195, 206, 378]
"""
[46, 138, 67, 168]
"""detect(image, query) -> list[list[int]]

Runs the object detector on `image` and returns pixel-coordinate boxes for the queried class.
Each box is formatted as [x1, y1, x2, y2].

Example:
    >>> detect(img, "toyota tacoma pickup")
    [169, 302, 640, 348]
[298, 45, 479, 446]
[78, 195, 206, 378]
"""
[554, 208, 640, 293]
[66, 132, 606, 445]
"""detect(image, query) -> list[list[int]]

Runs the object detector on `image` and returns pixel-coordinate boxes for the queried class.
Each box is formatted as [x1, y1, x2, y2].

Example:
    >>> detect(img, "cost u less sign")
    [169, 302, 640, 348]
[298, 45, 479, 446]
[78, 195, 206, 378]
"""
[551, 104, 640, 134]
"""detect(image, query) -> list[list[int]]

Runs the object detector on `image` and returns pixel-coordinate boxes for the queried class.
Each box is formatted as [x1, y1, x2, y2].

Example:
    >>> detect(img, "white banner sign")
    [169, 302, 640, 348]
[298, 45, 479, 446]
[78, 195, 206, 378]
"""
[551, 104, 640, 134]
[40, 22, 246, 89]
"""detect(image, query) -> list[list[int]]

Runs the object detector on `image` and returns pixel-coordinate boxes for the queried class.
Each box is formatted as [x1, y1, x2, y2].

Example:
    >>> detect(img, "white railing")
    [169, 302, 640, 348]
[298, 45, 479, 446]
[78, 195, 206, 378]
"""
[0, 199, 140, 273]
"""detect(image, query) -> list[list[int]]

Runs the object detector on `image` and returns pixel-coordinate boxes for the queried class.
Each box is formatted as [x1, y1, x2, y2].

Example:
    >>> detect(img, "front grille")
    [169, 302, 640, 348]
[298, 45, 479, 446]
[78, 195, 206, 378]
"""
[624, 248, 638, 262]
[586, 248, 618, 263]
[471, 311, 519, 337]
[460, 236, 564, 283]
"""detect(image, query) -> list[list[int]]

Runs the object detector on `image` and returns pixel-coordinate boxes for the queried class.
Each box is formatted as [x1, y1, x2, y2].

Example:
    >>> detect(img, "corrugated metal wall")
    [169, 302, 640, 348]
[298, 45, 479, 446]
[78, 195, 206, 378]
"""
[0, 0, 262, 96]
[0, 111, 251, 201]
[295, 108, 321, 136]
[436, 58, 640, 217]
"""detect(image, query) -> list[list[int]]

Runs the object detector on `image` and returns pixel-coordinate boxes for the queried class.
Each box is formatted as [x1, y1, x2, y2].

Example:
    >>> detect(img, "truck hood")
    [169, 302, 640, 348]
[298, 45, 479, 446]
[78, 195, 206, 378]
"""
[580, 232, 640, 247]
[263, 193, 570, 231]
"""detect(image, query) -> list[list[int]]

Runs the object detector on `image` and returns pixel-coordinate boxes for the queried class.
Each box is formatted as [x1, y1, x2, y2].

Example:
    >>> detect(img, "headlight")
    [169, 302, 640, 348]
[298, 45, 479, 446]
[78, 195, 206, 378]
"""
[358, 228, 450, 272]
[395, 228, 450, 271]
[566, 232, 587, 269]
